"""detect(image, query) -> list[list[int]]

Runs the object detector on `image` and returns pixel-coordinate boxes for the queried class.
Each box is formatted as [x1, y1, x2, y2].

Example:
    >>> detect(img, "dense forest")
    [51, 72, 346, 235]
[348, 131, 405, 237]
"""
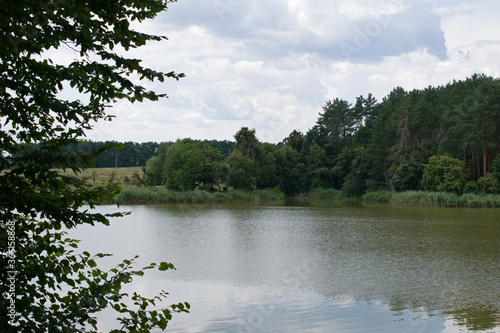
[78, 74, 500, 197]
[139, 74, 500, 196]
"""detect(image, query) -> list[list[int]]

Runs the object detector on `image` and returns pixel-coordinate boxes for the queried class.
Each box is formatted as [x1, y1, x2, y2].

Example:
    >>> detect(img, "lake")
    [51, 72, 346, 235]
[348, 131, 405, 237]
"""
[72, 200, 500, 332]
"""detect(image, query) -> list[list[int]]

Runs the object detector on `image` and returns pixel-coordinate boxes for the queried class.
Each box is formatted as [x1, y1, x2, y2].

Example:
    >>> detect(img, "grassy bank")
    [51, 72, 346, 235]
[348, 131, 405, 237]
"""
[114, 186, 285, 204]
[363, 190, 500, 208]
[296, 188, 345, 199]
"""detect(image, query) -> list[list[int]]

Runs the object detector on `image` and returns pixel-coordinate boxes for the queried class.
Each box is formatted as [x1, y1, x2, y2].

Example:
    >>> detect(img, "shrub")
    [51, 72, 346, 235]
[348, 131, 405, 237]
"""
[421, 155, 468, 193]
[477, 173, 500, 194]
[462, 181, 479, 194]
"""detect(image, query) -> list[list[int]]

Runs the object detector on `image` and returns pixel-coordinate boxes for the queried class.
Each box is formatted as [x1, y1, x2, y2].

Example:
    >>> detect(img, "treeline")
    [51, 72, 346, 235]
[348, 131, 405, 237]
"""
[60, 139, 235, 168]
[142, 74, 500, 197]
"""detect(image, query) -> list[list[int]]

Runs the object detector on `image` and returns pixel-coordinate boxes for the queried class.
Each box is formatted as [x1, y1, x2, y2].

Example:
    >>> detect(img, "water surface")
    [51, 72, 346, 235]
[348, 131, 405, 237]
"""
[72, 200, 500, 332]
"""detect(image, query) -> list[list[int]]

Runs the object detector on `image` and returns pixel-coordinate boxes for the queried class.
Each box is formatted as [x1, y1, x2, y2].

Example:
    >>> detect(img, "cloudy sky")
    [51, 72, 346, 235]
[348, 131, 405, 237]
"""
[87, 0, 500, 144]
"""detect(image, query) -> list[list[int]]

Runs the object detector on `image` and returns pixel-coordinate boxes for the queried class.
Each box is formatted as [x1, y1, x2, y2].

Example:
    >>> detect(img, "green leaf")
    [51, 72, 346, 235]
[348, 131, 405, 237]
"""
[158, 262, 175, 271]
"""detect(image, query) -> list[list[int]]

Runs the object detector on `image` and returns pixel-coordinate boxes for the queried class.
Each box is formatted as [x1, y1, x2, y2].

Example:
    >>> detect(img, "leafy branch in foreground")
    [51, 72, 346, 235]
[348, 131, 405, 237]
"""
[1, 0, 187, 331]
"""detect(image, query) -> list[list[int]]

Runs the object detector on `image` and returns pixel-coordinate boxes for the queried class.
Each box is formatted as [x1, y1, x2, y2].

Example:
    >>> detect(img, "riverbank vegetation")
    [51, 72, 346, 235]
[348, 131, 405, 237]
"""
[363, 190, 500, 208]
[115, 186, 285, 204]
[79, 171, 499, 207]
[56, 74, 500, 207]
[132, 74, 500, 206]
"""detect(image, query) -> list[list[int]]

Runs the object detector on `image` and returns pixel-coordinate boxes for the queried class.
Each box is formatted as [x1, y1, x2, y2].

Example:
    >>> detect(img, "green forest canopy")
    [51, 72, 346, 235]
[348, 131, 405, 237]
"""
[140, 74, 500, 196]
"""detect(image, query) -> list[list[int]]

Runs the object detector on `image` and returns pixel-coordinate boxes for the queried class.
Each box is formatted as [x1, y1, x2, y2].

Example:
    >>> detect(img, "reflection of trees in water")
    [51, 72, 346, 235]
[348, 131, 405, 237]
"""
[306, 205, 500, 331]
[145, 203, 500, 331]
[448, 307, 500, 331]
[385, 275, 500, 330]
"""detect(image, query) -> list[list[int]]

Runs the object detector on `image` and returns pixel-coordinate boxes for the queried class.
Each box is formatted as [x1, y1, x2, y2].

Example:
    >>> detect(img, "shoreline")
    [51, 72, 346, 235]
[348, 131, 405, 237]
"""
[106, 186, 500, 208]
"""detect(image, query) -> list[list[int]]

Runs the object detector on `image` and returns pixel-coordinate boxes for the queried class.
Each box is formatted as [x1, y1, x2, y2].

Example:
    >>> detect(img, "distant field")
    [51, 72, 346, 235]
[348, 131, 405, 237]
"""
[60, 166, 143, 183]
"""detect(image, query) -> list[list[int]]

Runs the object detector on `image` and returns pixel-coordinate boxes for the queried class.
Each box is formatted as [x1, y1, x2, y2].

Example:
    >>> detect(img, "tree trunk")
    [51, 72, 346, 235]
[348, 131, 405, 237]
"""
[483, 147, 488, 176]
[384, 160, 390, 189]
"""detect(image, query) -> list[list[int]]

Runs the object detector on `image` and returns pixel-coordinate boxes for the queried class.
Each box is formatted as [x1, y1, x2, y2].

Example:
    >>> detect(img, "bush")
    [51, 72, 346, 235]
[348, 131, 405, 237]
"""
[477, 173, 500, 194]
[462, 181, 479, 194]
[421, 155, 469, 193]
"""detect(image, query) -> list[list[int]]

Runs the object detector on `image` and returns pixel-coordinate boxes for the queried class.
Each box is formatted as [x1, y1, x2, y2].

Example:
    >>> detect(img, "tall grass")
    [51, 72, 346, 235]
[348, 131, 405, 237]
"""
[114, 186, 499, 207]
[363, 190, 500, 208]
[299, 188, 344, 199]
[115, 186, 285, 204]
[362, 190, 392, 202]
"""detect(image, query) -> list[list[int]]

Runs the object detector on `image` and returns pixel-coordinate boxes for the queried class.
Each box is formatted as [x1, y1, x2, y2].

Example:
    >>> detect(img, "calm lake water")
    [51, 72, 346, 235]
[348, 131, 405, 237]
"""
[72, 200, 500, 332]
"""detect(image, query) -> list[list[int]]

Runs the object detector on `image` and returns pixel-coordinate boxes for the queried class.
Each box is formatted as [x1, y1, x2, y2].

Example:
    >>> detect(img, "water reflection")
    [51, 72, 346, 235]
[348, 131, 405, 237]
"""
[73, 202, 500, 332]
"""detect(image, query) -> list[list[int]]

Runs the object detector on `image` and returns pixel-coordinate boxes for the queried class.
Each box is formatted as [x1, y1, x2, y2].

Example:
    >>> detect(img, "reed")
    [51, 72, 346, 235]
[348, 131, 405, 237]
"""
[115, 186, 285, 204]
[301, 188, 344, 199]
[113, 186, 500, 208]
[254, 189, 286, 200]
[390, 191, 500, 208]
[362, 190, 392, 202]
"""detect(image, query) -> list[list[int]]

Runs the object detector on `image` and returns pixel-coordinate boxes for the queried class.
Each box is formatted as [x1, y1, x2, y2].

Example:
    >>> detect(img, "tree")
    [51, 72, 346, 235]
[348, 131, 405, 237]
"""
[364, 88, 407, 189]
[164, 139, 205, 191]
[227, 151, 256, 190]
[254, 142, 277, 189]
[143, 142, 172, 186]
[341, 147, 370, 196]
[203, 139, 235, 158]
[233, 127, 261, 159]
[492, 153, 500, 181]
[353, 94, 378, 128]
[143, 156, 165, 186]
[230, 127, 278, 189]
[197, 142, 227, 191]
[274, 145, 307, 196]
[306, 144, 329, 170]
[331, 146, 357, 189]
[421, 155, 469, 193]
[0, 1, 189, 332]
[306, 144, 331, 189]
[283, 130, 304, 153]
[412, 95, 437, 156]
[317, 98, 355, 157]
[440, 75, 500, 180]
[388, 147, 424, 191]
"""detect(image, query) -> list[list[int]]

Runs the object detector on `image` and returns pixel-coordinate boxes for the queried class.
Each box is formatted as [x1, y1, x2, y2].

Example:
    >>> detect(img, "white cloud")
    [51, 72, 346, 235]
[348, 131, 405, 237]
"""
[80, 0, 500, 144]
